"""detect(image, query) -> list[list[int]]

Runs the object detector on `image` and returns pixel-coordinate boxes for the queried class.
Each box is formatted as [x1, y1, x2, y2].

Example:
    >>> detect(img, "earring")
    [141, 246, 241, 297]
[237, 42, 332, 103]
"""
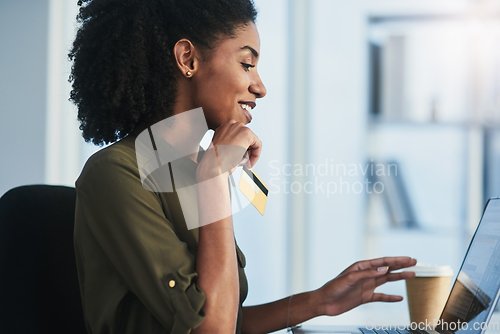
[186, 71, 192, 77]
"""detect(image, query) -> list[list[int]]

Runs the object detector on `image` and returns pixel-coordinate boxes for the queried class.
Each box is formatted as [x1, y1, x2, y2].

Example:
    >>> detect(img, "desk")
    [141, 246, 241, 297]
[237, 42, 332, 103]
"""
[293, 303, 500, 334]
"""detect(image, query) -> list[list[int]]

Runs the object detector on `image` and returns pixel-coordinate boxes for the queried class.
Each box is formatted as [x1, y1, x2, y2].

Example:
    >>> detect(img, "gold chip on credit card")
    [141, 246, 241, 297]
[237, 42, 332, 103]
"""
[238, 167, 268, 215]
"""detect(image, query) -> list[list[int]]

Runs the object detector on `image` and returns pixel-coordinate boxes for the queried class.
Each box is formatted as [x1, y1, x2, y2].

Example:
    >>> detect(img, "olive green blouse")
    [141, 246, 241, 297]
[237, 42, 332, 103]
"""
[74, 135, 248, 333]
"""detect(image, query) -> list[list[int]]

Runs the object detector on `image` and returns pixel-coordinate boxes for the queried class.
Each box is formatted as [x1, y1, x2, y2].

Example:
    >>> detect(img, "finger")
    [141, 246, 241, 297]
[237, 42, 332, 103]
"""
[372, 257, 416, 270]
[371, 293, 404, 303]
[344, 266, 390, 283]
[247, 136, 262, 168]
[341, 260, 376, 274]
[387, 258, 417, 271]
[375, 271, 416, 286]
[216, 119, 237, 130]
[353, 257, 416, 271]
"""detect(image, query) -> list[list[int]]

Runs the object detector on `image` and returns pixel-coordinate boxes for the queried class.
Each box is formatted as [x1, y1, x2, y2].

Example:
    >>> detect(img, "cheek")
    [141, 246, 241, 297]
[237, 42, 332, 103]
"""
[221, 69, 247, 90]
[212, 72, 248, 104]
[195, 64, 249, 112]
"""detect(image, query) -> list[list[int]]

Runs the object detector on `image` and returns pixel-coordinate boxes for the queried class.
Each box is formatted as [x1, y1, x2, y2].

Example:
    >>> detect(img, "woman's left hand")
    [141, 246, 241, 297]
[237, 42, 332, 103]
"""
[316, 257, 417, 316]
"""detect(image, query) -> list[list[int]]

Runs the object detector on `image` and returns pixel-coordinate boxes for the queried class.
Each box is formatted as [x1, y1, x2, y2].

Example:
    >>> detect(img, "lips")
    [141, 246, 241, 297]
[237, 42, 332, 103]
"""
[239, 101, 256, 123]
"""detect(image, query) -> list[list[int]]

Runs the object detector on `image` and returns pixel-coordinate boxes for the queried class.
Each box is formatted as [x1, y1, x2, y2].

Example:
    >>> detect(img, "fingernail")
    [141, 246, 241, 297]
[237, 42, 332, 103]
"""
[377, 266, 389, 273]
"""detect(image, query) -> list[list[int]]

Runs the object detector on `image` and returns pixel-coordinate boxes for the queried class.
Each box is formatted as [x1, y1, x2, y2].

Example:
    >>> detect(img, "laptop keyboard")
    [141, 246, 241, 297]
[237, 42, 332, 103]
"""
[360, 327, 430, 334]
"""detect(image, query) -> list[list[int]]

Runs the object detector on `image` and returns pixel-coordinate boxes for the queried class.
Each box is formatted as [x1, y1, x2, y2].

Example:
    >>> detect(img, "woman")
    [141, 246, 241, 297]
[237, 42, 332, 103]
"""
[69, 0, 417, 333]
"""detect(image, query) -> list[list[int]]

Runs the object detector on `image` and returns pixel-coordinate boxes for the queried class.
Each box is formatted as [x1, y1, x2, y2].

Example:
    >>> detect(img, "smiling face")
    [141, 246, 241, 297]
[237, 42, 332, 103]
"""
[174, 22, 267, 130]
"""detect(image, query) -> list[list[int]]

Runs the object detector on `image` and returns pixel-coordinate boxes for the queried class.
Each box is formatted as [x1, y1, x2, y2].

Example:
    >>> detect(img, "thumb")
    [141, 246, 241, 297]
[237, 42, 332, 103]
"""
[239, 151, 250, 168]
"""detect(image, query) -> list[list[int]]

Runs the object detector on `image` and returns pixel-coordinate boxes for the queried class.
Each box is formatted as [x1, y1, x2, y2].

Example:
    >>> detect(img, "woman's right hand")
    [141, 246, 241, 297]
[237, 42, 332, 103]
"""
[197, 119, 262, 181]
[315, 257, 417, 317]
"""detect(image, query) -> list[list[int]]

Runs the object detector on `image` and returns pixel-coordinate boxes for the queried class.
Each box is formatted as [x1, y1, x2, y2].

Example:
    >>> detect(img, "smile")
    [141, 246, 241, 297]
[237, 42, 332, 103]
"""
[239, 102, 256, 123]
[240, 104, 252, 113]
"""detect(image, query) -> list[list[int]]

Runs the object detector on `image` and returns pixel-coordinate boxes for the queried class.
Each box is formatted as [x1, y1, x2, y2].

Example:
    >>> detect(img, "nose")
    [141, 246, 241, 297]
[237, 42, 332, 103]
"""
[249, 71, 267, 99]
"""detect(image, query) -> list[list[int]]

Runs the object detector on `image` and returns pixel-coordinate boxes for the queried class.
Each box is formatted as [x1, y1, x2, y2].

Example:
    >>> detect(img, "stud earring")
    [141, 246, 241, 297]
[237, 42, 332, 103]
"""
[186, 71, 192, 77]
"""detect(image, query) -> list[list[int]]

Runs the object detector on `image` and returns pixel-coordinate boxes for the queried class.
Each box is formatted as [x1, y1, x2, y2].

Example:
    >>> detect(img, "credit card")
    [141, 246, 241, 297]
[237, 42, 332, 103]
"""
[238, 167, 268, 215]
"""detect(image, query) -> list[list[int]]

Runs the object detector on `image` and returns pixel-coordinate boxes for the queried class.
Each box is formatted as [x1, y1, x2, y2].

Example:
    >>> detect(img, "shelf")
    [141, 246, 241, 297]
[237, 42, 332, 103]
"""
[368, 119, 500, 129]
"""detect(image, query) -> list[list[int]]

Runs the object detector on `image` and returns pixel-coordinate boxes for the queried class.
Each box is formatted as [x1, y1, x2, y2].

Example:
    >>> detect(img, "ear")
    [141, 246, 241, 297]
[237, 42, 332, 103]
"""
[173, 39, 198, 78]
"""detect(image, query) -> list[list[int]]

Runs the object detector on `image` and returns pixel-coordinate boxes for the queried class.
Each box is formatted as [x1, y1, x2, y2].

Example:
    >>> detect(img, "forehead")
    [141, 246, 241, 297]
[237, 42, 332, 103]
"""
[216, 22, 260, 56]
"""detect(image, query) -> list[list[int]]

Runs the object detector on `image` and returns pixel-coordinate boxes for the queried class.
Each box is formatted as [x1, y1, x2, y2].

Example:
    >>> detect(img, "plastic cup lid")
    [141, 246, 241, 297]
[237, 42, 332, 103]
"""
[403, 264, 453, 277]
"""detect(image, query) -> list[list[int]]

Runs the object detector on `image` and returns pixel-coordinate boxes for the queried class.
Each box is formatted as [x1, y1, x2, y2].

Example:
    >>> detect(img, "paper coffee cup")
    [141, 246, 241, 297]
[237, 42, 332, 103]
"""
[404, 265, 453, 327]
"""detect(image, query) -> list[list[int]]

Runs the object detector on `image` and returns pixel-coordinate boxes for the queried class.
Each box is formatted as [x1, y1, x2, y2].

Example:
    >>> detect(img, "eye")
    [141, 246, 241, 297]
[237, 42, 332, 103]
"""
[241, 63, 255, 72]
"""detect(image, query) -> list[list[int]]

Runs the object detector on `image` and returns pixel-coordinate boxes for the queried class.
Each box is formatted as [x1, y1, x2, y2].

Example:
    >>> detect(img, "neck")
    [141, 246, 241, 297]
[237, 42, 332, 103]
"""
[158, 94, 207, 163]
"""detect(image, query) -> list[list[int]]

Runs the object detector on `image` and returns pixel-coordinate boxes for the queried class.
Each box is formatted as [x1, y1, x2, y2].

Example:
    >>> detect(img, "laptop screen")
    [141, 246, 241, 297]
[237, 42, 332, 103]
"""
[437, 198, 500, 333]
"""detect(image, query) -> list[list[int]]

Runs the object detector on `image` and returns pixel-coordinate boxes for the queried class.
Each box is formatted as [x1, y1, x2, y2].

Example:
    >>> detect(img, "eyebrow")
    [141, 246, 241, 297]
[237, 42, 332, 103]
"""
[241, 46, 259, 58]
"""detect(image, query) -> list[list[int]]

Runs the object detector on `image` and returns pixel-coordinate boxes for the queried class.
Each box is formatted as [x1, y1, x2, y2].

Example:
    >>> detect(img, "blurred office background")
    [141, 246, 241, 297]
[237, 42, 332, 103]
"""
[2, 0, 500, 331]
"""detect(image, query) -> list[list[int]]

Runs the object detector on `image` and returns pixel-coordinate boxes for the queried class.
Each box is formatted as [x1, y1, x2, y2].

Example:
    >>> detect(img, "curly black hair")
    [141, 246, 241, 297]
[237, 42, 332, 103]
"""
[68, 0, 258, 145]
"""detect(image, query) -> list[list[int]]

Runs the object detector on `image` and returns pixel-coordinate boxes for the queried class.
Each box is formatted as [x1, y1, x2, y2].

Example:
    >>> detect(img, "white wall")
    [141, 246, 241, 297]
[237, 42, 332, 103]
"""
[0, 0, 93, 197]
[305, 0, 368, 292]
[0, 1, 50, 196]
[45, 0, 88, 187]
[234, 0, 289, 307]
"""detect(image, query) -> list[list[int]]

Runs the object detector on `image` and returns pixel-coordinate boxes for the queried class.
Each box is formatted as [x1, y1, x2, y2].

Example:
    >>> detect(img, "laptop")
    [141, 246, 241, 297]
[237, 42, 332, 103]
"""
[293, 198, 500, 334]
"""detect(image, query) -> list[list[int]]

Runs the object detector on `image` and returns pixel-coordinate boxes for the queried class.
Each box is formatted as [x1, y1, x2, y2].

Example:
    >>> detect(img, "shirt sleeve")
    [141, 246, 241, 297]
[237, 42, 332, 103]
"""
[76, 153, 205, 332]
